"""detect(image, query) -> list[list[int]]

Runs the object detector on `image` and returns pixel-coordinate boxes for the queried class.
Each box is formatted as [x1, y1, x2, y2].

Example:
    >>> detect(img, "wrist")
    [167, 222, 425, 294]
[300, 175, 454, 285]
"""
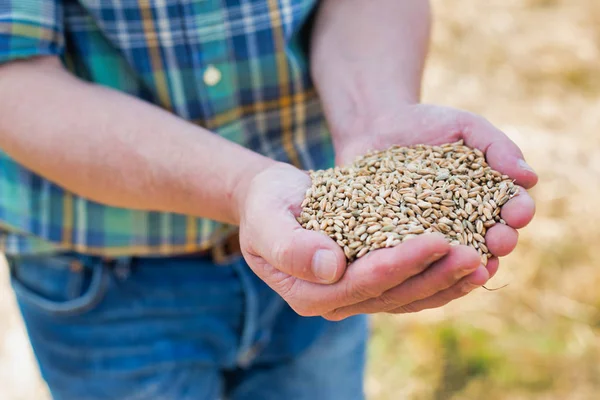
[313, 61, 419, 165]
[159, 134, 277, 226]
[229, 155, 277, 225]
[310, 0, 431, 164]
[328, 101, 417, 166]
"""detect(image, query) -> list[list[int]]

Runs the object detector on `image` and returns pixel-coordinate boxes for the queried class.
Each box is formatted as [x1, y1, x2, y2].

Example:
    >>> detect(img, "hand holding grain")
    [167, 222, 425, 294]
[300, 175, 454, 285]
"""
[238, 163, 488, 320]
[334, 104, 538, 263]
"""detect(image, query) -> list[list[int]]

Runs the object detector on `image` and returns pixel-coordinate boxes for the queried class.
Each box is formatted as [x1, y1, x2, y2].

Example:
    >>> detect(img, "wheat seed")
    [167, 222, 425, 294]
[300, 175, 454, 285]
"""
[297, 141, 518, 263]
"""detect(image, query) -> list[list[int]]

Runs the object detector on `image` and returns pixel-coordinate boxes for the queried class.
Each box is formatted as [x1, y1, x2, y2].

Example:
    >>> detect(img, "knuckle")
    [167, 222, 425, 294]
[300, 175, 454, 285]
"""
[407, 259, 430, 276]
[411, 265, 435, 288]
[375, 291, 400, 310]
[448, 268, 466, 286]
[270, 274, 297, 299]
[345, 280, 381, 304]
[271, 239, 294, 270]
[395, 302, 421, 314]
[452, 274, 468, 287]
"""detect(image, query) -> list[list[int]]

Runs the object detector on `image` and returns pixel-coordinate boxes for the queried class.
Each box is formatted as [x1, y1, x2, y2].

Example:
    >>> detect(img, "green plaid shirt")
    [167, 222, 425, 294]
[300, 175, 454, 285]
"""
[0, 0, 334, 256]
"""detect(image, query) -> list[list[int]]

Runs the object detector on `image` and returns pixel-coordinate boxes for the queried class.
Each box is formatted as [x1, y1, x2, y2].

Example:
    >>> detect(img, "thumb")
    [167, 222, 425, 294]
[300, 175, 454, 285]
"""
[252, 210, 347, 284]
[461, 114, 538, 189]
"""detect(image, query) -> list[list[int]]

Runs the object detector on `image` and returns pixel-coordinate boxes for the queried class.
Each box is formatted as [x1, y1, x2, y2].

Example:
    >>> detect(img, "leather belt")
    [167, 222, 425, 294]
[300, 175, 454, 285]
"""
[173, 231, 242, 265]
[208, 231, 242, 265]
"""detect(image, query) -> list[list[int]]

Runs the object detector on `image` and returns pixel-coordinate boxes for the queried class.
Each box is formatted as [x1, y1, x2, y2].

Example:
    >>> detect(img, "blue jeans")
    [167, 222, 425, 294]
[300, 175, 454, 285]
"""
[7, 253, 368, 400]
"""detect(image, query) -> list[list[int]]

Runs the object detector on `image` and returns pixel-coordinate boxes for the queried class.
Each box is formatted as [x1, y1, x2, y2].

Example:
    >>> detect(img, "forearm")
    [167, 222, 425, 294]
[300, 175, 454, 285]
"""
[0, 57, 274, 225]
[311, 0, 431, 144]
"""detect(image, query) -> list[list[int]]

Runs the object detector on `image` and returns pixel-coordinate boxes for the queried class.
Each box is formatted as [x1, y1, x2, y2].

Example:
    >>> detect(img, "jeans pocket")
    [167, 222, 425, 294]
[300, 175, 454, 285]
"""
[7, 254, 110, 317]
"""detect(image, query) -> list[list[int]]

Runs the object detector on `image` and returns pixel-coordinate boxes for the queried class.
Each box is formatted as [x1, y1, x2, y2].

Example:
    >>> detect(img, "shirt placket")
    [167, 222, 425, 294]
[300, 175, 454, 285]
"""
[180, 0, 232, 129]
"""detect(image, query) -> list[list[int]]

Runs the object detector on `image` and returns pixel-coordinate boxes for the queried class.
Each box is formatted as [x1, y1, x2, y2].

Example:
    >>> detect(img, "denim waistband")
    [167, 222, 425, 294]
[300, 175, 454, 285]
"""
[7, 250, 288, 368]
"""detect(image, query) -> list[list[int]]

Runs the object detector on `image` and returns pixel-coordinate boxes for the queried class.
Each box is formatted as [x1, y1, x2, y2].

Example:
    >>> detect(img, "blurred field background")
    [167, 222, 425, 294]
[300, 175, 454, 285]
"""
[2, 0, 600, 399]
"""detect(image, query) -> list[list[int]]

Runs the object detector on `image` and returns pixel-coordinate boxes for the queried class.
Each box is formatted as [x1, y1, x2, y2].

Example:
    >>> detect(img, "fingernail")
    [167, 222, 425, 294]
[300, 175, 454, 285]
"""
[312, 250, 339, 283]
[455, 264, 479, 279]
[462, 282, 481, 294]
[425, 252, 446, 265]
[518, 159, 535, 173]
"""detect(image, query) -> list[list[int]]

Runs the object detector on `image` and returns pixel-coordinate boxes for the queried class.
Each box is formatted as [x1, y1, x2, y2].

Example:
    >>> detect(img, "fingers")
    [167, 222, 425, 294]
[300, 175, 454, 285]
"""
[485, 223, 518, 257]
[482, 185, 533, 258]
[460, 114, 538, 189]
[323, 245, 481, 320]
[500, 187, 536, 229]
[485, 256, 500, 279]
[334, 233, 451, 303]
[259, 233, 450, 317]
[388, 264, 490, 314]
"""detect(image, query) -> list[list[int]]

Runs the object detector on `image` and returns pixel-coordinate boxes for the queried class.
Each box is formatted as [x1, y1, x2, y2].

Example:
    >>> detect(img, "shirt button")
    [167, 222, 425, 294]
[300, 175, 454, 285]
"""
[203, 65, 222, 86]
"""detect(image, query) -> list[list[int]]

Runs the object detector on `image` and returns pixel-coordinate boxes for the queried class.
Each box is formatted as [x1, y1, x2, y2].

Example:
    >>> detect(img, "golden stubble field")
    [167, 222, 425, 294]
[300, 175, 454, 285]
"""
[1, 0, 600, 399]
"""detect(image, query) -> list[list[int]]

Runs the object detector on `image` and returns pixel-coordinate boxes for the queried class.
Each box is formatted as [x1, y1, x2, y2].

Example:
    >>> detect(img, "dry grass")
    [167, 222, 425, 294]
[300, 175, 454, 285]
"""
[1, 0, 600, 399]
[367, 0, 600, 399]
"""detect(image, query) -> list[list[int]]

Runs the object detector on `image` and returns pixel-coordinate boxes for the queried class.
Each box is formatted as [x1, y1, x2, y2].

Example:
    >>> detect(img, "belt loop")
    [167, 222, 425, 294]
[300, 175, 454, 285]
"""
[211, 230, 241, 265]
[111, 256, 133, 281]
[211, 243, 228, 265]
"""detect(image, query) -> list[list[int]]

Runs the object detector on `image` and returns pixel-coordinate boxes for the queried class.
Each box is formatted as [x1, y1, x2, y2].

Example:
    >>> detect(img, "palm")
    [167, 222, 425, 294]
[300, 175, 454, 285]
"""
[334, 103, 537, 264]
[238, 163, 490, 319]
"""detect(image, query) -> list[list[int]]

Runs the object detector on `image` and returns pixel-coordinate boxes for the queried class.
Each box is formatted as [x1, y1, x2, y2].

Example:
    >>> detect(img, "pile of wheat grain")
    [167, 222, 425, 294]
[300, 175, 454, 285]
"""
[297, 141, 518, 263]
